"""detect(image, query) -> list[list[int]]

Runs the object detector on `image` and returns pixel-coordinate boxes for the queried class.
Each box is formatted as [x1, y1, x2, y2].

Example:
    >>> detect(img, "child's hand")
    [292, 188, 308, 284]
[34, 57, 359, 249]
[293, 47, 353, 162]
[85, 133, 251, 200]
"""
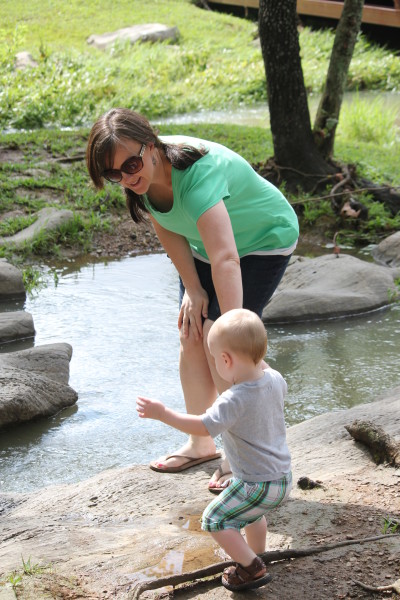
[136, 396, 166, 421]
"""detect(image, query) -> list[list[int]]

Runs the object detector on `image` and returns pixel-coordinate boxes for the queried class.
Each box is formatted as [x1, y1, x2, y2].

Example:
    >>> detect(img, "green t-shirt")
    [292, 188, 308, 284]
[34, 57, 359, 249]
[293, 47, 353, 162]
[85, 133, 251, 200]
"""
[144, 136, 299, 260]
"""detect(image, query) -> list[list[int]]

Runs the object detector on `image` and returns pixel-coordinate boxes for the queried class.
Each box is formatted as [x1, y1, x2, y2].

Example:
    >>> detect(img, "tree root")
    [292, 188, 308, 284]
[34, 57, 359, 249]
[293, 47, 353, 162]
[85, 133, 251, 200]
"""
[129, 533, 399, 599]
[345, 420, 400, 467]
[254, 159, 400, 216]
[352, 577, 400, 594]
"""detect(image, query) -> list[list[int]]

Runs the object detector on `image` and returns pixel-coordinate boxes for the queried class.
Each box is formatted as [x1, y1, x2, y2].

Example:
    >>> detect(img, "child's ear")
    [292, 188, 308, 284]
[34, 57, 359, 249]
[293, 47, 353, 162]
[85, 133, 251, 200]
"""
[222, 351, 233, 368]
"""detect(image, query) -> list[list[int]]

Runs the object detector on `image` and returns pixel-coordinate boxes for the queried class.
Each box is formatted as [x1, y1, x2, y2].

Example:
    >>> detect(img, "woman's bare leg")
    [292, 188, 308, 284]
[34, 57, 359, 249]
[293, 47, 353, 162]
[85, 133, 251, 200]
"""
[152, 321, 219, 470]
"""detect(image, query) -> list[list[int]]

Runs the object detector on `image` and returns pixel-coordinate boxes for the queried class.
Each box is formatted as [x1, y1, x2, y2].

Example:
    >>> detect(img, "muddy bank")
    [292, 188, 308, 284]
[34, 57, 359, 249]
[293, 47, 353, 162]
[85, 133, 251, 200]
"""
[0, 387, 399, 599]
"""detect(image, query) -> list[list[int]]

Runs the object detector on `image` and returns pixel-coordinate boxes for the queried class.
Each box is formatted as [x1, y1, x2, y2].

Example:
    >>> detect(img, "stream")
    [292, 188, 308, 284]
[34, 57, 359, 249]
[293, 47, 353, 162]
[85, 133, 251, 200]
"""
[1, 252, 399, 493]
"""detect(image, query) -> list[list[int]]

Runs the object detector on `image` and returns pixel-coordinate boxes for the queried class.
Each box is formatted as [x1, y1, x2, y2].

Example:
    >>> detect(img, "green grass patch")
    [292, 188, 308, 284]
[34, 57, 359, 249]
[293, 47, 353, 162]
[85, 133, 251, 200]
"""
[1, 118, 399, 262]
[0, 213, 37, 236]
[0, 0, 399, 129]
[337, 93, 399, 146]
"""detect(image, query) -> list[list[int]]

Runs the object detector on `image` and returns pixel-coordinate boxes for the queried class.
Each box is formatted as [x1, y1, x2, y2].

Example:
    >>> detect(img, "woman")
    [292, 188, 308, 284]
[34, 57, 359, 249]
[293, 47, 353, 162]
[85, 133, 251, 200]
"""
[86, 108, 299, 492]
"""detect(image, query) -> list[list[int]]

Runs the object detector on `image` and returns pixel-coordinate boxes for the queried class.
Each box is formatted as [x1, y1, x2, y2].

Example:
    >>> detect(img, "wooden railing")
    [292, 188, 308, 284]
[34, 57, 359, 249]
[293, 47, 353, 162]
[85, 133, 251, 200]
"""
[207, 0, 400, 27]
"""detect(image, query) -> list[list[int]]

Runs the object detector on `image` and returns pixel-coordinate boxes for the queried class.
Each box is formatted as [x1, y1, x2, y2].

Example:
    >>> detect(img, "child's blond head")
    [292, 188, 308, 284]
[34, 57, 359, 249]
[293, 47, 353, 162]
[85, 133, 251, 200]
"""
[209, 309, 267, 365]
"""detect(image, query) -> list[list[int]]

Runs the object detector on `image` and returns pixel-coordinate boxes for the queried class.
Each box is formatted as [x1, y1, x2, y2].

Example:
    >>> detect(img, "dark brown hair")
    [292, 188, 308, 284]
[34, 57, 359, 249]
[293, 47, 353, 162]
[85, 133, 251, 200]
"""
[86, 108, 208, 223]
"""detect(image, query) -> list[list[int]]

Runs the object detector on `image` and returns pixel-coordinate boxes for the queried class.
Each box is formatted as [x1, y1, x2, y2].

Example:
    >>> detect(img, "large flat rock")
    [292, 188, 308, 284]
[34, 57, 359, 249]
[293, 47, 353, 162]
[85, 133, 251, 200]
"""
[0, 387, 398, 598]
[263, 253, 397, 323]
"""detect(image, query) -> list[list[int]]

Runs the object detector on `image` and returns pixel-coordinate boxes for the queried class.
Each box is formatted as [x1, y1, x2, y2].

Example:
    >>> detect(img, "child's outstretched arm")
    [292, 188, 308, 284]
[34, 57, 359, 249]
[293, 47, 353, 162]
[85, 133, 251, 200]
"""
[136, 396, 209, 436]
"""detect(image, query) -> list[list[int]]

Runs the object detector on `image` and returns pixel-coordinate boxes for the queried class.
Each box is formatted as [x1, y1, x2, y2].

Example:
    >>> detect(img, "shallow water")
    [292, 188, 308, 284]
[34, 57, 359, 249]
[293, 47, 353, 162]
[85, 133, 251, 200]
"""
[0, 253, 399, 493]
[156, 91, 400, 128]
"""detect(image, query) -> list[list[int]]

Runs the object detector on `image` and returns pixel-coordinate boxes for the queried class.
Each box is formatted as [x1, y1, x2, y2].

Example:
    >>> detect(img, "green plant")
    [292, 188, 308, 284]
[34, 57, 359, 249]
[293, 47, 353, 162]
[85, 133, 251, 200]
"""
[382, 517, 399, 534]
[301, 198, 335, 225]
[22, 555, 42, 575]
[6, 572, 22, 589]
[0, 214, 37, 236]
[388, 278, 400, 304]
[22, 266, 46, 297]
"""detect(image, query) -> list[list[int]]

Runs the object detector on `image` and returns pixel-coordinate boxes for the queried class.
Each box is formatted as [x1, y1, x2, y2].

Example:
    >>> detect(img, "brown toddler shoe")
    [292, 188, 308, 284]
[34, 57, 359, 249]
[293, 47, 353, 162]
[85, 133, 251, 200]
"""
[221, 555, 272, 592]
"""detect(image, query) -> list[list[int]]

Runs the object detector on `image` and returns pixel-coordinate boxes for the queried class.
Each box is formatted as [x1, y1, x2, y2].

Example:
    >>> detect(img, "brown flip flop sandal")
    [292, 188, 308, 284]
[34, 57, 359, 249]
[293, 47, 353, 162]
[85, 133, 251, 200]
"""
[222, 556, 272, 592]
[149, 452, 221, 473]
[208, 466, 233, 494]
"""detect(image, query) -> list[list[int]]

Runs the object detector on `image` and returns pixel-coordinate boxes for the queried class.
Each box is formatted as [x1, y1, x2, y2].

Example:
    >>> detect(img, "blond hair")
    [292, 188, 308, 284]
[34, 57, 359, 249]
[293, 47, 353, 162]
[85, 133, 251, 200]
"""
[210, 309, 267, 365]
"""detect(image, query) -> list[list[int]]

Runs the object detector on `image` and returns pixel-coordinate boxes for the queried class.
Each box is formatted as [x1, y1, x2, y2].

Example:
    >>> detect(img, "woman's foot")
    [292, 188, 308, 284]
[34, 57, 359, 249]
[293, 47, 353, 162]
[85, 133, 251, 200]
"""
[150, 440, 221, 473]
[208, 458, 232, 493]
[208, 466, 233, 494]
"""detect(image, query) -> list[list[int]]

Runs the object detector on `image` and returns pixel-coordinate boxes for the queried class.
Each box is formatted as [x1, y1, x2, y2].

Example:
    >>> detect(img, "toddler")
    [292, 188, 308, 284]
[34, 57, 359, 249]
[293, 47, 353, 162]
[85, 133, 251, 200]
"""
[136, 308, 292, 592]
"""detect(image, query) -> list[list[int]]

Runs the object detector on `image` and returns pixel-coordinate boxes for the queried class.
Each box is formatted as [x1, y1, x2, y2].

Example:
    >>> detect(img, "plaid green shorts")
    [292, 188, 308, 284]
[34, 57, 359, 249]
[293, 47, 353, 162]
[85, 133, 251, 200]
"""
[201, 472, 292, 532]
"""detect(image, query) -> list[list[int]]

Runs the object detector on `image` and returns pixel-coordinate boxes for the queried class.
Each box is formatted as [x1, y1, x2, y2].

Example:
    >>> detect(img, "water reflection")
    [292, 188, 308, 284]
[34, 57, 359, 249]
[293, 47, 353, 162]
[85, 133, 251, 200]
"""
[0, 253, 399, 493]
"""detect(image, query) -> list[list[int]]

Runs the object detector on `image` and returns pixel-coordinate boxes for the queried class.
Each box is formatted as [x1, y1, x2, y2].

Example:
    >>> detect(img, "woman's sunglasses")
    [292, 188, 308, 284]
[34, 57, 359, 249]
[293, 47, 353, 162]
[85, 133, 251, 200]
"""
[102, 144, 146, 184]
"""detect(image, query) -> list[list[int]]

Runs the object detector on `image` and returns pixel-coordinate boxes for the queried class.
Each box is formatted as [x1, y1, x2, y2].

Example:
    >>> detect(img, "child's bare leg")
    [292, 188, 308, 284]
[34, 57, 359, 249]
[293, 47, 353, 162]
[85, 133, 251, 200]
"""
[210, 529, 256, 567]
[244, 517, 267, 554]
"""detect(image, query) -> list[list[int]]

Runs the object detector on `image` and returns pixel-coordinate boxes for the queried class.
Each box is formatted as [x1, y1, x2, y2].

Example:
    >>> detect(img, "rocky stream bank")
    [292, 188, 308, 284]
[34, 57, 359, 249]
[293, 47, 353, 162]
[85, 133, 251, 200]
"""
[0, 221, 399, 599]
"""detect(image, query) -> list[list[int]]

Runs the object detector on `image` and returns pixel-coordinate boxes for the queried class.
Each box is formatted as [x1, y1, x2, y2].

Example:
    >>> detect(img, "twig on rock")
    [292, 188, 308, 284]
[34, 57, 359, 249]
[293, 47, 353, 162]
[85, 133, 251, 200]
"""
[129, 533, 399, 599]
[352, 577, 400, 594]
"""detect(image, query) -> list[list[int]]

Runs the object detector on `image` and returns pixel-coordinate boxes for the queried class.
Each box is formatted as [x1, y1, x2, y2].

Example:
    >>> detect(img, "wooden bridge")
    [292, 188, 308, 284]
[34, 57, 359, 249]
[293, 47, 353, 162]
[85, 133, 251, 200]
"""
[207, 0, 400, 28]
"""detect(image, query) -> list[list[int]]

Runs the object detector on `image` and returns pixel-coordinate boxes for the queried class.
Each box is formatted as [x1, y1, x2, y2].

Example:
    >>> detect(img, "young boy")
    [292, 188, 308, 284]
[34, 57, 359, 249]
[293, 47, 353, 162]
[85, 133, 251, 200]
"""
[136, 308, 292, 592]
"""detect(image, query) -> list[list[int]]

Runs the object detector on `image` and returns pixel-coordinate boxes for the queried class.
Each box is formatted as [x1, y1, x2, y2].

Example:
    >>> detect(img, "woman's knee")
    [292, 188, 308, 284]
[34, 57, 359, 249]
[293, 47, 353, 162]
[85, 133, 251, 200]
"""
[179, 328, 206, 359]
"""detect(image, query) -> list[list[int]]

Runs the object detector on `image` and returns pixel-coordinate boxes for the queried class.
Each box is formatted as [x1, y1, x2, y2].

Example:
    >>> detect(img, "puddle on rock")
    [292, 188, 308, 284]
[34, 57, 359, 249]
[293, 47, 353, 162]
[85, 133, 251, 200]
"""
[180, 515, 202, 532]
[141, 545, 221, 579]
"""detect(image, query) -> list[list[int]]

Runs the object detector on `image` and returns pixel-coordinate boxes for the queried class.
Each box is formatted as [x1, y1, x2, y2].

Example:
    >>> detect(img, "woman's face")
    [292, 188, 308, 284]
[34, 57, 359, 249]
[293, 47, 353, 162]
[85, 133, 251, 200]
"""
[111, 138, 153, 194]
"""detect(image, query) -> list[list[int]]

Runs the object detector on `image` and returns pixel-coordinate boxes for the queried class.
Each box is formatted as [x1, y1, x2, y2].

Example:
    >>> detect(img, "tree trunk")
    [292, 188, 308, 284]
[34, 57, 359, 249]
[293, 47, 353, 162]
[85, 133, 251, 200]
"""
[314, 0, 364, 159]
[258, 0, 336, 191]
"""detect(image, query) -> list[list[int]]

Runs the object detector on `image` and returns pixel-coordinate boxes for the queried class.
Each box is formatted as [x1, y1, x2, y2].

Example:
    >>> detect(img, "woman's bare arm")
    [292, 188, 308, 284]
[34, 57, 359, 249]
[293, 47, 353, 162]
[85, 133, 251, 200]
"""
[196, 201, 242, 314]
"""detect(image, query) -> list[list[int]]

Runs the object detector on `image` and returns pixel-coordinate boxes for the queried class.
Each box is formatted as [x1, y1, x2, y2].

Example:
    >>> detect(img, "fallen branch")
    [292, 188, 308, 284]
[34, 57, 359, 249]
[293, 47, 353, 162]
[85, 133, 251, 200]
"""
[289, 184, 400, 206]
[345, 420, 400, 467]
[353, 577, 400, 594]
[129, 533, 399, 599]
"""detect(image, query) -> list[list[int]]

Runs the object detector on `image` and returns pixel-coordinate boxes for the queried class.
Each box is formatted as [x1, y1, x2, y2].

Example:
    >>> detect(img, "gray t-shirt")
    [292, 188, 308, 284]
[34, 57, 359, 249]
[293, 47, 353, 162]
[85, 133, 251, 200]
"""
[201, 368, 291, 482]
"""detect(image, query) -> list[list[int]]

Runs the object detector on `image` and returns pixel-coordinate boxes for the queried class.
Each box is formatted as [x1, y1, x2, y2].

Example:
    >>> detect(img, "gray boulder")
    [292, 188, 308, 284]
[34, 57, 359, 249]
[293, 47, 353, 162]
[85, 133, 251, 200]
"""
[0, 343, 78, 427]
[372, 231, 400, 268]
[0, 207, 74, 248]
[0, 311, 35, 343]
[0, 260, 26, 300]
[263, 253, 397, 323]
[87, 23, 180, 50]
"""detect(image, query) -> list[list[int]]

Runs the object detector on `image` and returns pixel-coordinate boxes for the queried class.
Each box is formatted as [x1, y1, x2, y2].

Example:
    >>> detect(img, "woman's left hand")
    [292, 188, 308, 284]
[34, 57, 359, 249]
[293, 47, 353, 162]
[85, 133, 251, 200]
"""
[178, 287, 209, 340]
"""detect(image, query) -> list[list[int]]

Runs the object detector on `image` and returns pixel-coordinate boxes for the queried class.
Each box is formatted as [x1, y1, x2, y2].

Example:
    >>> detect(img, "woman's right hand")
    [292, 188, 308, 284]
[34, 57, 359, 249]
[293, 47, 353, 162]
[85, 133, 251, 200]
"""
[178, 287, 209, 340]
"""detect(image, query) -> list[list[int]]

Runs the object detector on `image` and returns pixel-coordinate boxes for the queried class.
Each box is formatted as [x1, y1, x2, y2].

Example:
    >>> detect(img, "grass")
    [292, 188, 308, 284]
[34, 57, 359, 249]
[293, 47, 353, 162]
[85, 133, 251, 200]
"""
[338, 93, 399, 146]
[0, 0, 399, 129]
[0, 556, 51, 591]
[1, 119, 399, 262]
[0, 214, 37, 236]
[0, 0, 399, 261]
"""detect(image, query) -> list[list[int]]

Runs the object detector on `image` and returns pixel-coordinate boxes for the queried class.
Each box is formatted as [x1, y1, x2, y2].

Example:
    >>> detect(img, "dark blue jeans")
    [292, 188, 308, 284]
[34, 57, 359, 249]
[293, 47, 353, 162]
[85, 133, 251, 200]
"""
[179, 253, 292, 322]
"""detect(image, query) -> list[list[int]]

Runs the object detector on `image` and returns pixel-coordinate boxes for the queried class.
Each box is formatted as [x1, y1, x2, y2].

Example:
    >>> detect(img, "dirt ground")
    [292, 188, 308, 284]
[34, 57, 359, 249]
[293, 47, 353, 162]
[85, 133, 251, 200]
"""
[89, 216, 163, 259]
